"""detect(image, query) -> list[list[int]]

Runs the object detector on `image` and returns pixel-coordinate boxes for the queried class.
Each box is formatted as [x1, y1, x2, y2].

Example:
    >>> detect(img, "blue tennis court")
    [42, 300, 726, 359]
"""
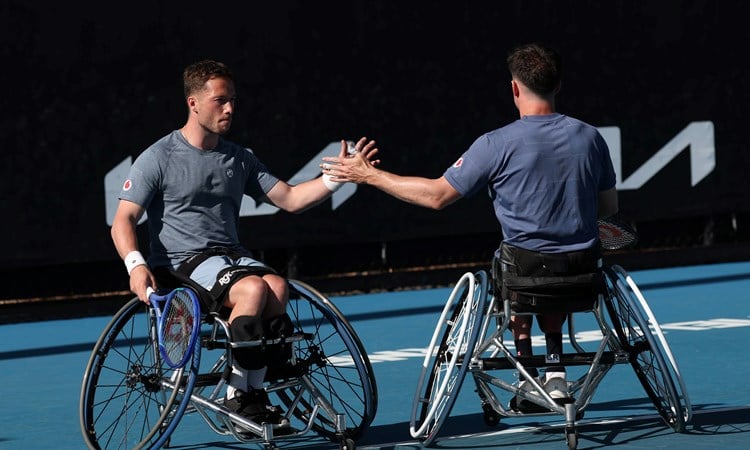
[1, 260, 749, 449]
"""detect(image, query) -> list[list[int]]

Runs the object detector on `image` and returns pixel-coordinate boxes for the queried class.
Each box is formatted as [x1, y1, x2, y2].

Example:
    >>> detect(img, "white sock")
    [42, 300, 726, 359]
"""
[545, 371, 567, 382]
[227, 362, 250, 399]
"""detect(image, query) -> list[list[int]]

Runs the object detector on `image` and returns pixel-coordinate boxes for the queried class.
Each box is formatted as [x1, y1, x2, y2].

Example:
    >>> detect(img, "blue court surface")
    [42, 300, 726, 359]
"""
[1, 260, 749, 449]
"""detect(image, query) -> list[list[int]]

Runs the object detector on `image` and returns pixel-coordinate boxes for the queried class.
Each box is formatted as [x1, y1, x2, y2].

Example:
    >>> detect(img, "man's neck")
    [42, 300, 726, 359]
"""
[180, 123, 219, 151]
[517, 99, 555, 117]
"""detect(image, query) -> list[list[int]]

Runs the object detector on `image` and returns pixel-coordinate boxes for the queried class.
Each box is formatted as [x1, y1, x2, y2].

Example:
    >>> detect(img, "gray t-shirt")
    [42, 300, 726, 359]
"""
[119, 130, 280, 268]
[444, 113, 616, 253]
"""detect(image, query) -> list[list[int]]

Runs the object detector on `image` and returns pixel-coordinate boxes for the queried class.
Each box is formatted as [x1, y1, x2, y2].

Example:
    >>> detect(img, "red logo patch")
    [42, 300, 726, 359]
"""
[123, 179, 133, 191]
[453, 157, 464, 168]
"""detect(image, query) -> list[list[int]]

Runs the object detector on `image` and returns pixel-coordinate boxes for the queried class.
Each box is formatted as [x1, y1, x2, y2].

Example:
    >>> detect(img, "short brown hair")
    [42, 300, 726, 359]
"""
[507, 43, 562, 97]
[183, 60, 234, 99]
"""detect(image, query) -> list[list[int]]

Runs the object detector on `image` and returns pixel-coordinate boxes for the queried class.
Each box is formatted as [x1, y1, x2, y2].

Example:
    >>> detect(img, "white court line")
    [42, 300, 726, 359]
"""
[333, 318, 750, 366]
[350, 318, 750, 365]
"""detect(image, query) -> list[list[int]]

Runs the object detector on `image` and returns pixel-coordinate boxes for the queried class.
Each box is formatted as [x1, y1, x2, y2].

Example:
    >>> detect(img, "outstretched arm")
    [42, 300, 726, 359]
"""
[321, 146, 462, 210]
[266, 137, 380, 213]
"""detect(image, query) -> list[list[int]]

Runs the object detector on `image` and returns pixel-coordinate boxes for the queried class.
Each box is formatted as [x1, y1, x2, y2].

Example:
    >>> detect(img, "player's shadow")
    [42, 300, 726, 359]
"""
[353, 401, 750, 450]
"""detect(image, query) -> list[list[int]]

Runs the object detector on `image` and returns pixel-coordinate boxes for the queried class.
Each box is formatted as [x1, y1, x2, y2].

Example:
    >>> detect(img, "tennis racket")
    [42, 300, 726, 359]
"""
[146, 286, 201, 369]
[598, 216, 638, 250]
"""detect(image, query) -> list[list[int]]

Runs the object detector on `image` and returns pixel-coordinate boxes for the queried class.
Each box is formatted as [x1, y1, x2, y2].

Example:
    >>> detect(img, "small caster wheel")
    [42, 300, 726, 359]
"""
[340, 437, 356, 450]
[565, 427, 578, 450]
[482, 403, 500, 426]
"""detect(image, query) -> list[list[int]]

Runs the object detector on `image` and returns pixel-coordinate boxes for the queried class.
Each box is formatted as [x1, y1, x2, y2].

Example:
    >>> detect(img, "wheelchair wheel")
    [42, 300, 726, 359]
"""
[603, 265, 691, 432]
[80, 297, 200, 449]
[409, 271, 487, 446]
[273, 280, 377, 442]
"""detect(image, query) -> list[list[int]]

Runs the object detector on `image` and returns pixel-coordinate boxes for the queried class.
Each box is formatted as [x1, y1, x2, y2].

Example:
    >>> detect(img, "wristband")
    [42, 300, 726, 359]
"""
[124, 250, 147, 275]
[322, 173, 344, 192]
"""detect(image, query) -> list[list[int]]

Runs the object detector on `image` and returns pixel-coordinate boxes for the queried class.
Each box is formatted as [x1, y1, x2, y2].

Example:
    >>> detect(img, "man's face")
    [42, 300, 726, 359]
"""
[191, 76, 236, 135]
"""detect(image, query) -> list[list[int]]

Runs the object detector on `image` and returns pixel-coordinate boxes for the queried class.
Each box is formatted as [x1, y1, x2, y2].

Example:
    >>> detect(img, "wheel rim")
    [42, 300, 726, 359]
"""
[410, 271, 486, 444]
[79, 298, 198, 449]
[273, 281, 377, 441]
[604, 267, 688, 431]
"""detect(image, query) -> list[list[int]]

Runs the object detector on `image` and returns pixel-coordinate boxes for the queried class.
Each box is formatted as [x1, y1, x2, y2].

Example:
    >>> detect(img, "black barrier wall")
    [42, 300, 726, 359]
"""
[2, 1, 749, 275]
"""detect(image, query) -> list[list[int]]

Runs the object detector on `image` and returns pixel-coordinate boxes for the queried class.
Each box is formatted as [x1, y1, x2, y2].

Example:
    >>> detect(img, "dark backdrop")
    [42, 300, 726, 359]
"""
[2, 0, 749, 300]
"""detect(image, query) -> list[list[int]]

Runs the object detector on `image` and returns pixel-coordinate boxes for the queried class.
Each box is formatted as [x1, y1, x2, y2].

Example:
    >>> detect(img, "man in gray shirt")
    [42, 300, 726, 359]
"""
[111, 59, 378, 426]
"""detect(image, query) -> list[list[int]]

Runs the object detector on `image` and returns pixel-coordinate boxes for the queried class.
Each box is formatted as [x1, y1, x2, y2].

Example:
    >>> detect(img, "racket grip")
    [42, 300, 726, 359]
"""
[146, 286, 155, 301]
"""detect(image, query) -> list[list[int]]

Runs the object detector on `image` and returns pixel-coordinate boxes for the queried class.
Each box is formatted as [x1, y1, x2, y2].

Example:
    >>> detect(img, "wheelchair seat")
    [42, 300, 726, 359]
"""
[494, 242, 604, 313]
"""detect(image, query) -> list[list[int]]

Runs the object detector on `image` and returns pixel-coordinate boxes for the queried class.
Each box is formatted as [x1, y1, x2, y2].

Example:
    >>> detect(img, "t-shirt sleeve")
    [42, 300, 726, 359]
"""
[242, 148, 280, 199]
[443, 134, 496, 197]
[119, 148, 160, 208]
[595, 132, 617, 191]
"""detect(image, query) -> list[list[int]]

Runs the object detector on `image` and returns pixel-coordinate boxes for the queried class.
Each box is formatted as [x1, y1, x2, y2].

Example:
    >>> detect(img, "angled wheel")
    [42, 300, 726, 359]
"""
[603, 265, 691, 432]
[79, 297, 200, 449]
[410, 271, 487, 446]
[273, 280, 377, 442]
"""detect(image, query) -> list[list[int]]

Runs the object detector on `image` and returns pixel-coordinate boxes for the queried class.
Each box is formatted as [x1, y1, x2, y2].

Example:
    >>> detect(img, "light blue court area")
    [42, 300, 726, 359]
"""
[1, 261, 749, 449]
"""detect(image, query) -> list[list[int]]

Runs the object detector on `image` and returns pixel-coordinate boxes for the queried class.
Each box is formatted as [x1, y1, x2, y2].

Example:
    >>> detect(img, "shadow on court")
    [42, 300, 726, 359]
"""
[344, 402, 750, 450]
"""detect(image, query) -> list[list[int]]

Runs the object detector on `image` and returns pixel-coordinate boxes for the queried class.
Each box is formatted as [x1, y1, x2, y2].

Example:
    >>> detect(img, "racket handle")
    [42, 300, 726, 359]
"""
[146, 286, 155, 301]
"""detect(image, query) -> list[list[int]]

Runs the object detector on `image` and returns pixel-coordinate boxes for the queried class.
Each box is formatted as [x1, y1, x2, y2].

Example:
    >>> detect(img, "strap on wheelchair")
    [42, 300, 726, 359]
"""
[492, 243, 604, 313]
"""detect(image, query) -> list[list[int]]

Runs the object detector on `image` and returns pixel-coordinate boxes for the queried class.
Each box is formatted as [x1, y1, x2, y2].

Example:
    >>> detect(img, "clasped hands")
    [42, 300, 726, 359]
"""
[320, 137, 380, 185]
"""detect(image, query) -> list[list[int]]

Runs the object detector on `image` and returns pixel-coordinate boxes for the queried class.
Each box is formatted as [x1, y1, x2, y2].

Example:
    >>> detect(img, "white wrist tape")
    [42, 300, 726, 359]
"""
[124, 250, 147, 275]
[322, 173, 343, 192]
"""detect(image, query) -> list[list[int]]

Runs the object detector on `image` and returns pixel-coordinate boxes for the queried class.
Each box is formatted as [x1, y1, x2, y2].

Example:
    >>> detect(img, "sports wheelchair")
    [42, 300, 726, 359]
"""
[79, 279, 377, 450]
[409, 245, 691, 449]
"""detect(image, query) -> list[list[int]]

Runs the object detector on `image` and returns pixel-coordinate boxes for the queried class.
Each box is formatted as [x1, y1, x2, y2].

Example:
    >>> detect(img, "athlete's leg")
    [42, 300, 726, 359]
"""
[510, 315, 539, 378]
[538, 313, 569, 398]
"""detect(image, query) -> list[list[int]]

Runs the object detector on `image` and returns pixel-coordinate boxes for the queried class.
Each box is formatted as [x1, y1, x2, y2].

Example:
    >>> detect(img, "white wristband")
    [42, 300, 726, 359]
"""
[322, 173, 343, 192]
[124, 250, 147, 275]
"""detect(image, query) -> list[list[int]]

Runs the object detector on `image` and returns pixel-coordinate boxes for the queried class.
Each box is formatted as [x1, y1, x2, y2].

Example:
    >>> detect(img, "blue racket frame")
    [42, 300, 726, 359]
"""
[147, 286, 201, 369]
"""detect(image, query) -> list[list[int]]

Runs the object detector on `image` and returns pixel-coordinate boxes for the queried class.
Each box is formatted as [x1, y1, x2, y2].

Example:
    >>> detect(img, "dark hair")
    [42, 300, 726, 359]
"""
[506, 43, 562, 97]
[183, 60, 234, 99]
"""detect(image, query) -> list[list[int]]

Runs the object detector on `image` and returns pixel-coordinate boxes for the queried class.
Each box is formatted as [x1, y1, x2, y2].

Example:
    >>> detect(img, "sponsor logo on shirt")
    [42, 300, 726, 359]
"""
[453, 157, 463, 168]
[123, 179, 133, 191]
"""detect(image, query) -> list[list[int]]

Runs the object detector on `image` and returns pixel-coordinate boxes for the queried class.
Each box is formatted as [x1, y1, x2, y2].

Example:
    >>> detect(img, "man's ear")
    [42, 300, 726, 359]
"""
[511, 79, 520, 98]
[187, 96, 198, 113]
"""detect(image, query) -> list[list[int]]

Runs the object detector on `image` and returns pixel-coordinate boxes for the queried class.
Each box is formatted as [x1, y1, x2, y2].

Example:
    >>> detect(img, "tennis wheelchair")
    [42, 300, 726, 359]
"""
[409, 220, 692, 449]
[79, 278, 377, 450]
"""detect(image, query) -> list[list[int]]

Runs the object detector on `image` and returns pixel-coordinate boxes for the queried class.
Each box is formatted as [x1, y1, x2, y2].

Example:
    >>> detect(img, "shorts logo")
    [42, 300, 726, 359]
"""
[218, 268, 244, 286]
[453, 157, 463, 168]
[123, 179, 133, 191]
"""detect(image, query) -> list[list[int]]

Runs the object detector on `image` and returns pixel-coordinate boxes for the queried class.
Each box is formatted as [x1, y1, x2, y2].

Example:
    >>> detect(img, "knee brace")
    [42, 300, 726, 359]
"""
[263, 313, 294, 366]
[230, 315, 267, 369]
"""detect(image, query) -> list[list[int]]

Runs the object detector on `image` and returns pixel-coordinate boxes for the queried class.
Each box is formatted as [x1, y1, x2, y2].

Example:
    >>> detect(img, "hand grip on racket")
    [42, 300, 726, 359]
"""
[146, 286, 201, 369]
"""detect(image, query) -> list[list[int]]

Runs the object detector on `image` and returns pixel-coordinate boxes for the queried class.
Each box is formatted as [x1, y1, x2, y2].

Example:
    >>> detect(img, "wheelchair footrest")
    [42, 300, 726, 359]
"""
[478, 352, 620, 370]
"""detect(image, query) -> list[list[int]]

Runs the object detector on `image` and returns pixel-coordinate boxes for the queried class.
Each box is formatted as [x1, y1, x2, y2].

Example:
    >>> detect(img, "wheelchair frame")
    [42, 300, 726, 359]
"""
[79, 279, 377, 450]
[409, 264, 691, 449]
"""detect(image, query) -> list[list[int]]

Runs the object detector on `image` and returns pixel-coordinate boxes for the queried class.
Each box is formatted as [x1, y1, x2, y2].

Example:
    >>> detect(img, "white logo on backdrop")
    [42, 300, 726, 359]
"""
[104, 122, 715, 225]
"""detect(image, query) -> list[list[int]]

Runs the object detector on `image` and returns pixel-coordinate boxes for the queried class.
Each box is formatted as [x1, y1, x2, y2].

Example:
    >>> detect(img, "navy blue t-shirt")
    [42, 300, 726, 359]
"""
[444, 113, 616, 253]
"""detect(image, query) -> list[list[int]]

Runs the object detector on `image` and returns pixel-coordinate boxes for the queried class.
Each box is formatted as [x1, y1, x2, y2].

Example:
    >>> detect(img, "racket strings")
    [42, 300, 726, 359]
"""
[598, 219, 638, 250]
[163, 291, 195, 365]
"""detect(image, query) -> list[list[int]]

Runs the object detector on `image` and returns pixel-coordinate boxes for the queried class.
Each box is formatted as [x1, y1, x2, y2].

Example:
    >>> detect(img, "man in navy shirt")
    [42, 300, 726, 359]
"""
[322, 43, 618, 409]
